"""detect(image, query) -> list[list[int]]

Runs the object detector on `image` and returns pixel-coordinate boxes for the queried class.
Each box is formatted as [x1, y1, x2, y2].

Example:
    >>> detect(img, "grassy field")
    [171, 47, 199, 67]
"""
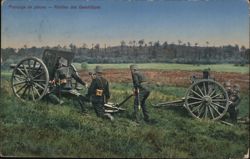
[73, 63, 249, 73]
[0, 80, 249, 158]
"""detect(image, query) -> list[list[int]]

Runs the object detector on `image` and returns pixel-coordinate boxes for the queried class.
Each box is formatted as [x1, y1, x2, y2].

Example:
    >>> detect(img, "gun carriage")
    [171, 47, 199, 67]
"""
[154, 76, 230, 121]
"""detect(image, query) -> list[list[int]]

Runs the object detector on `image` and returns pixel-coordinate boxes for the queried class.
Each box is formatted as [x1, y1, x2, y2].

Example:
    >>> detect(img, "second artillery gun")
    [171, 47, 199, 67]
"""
[153, 72, 231, 121]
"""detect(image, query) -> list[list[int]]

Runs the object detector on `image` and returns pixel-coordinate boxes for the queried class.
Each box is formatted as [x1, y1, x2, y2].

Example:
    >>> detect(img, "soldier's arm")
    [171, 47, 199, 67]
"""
[105, 81, 110, 100]
[235, 95, 241, 109]
[86, 79, 95, 98]
[72, 72, 86, 86]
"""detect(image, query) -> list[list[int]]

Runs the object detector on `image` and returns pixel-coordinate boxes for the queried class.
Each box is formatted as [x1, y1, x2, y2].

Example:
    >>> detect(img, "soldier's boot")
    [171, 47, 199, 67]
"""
[48, 94, 61, 105]
[104, 113, 114, 121]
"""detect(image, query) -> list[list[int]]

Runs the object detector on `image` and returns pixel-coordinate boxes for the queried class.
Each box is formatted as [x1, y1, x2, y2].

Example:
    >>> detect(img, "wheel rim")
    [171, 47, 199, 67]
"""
[184, 79, 229, 121]
[11, 57, 49, 101]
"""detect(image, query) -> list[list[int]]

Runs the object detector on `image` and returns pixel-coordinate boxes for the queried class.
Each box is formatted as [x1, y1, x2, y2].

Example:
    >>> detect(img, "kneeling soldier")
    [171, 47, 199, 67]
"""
[130, 64, 151, 123]
[86, 66, 113, 121]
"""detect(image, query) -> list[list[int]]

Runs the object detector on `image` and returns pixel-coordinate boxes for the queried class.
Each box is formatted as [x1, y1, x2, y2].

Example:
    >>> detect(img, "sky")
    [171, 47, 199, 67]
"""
[1, 0, 249, 49]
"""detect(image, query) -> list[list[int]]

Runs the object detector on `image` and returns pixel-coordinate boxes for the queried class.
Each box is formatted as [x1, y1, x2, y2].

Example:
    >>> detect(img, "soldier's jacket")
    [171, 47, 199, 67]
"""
[55, 66, 86, 88]
[229, 92, 241, 109]
[131, 70, 147, 89]
[87, 76, 110, 103]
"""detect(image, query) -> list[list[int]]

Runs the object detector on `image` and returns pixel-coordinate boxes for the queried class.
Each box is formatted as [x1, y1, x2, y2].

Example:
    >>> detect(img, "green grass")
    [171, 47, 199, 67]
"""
[73, 63, 249, 73]
[0, 80, 249, 158]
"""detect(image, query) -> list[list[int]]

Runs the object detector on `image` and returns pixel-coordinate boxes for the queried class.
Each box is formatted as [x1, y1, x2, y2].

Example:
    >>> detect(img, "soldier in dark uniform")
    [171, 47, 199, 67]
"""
[130, 64, 151, 123]
[223, 81, 241, 123]
[228, 84, 241, 123]
[47, 57, 87, 110]
[86, 66, 113, 120]
[202, 68, 211, 79]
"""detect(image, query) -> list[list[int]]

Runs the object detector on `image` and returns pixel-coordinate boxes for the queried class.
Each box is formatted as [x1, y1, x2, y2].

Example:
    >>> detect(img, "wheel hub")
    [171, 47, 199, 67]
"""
[26, 77, 33, 86]
[202, 95, 212, 104]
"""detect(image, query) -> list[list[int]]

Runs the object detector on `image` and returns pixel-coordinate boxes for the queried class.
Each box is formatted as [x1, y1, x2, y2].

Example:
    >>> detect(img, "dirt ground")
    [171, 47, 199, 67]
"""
[79, 69, 249, 92]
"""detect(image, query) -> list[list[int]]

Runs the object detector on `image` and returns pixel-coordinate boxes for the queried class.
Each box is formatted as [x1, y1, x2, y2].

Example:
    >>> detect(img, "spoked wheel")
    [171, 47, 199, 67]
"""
[184, 79, 229, 121]
[11, 57, 49, 101]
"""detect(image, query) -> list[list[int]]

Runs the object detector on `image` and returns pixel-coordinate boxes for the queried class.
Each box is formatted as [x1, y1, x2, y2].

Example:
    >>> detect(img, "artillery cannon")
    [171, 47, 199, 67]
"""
[153, 75, 231, 121]
[10, 49, 82, 102]
[9, 49, 126, 113]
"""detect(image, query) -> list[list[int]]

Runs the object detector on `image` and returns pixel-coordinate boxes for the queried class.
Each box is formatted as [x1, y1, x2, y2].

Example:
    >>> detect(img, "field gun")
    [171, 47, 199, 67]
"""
[153, 73, 232, 121]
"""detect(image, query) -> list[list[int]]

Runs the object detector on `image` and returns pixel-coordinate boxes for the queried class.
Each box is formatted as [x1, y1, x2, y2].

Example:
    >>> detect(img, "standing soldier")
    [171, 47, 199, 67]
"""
[202, 68, 211, 79]
[223, 81, 241, 123]
[130, 64, 151, 123]
[86, 66, 114, 121]
[228, 84, 241, 123]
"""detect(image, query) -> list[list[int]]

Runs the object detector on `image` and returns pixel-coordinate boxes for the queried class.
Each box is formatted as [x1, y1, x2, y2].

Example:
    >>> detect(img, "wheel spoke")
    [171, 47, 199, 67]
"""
[208, 89, 216, 97]
[17, 68, 27, 77]
[211, 93, 223, 99]
[33, 71, 45, 79]
[33, 86, 41, 97]
[204, 106, 208, 118]
[203, 82, 207, 95]
[16, 84, 27, 94]
[187, 96, 203, 101]
[208, 105, 215, 119]
[191, 103, 203, 113]
[13, 81, 26, 86]
[14, 75, 26, 80]
[190, 89, 203, 98]
[33, 61, 37, 69]
[34, 82, 45, 90]
[195, 85, 204, 96]
[187, 100, 203, 106]
[31, 86, 35, 101]
[28, 60, 31, 72]
[198, 105, 205, 117]
[34, 64, 42, 75]
[27, 86, 31, 99]
[21, 85, 29, 98]
[211, 102, 225, 109]
[22, 64, 29, 76]
[212, 99, 227, 102]
[210, 103, 222, 116]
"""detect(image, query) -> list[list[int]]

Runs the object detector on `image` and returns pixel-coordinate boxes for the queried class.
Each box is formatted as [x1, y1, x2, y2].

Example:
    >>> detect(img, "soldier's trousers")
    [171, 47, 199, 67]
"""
[228, 106, 239, 122]
[134, 89, 150, 121]
[91, 96, 106, 117]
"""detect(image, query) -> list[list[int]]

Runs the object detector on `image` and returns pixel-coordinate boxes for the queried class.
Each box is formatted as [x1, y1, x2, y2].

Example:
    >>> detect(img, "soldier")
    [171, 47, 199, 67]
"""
[54, 57, 87, 90]
[228, 84, 241, 123]
[88, 70, 96, 80]
[86, 66, 113, 121]
[47, 57, 87, 109]
[202, 68, 211, 79]
[223, 81, 241, 123]
[130, 64, 151, 123]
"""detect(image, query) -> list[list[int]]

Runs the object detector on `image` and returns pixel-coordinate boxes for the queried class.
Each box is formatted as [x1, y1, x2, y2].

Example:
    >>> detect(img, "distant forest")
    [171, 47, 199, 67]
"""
[1, 40, 249, 69]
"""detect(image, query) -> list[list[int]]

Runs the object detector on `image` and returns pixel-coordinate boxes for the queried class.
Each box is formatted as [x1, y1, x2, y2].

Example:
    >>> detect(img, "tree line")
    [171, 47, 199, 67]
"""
[1, 40, 249, 69]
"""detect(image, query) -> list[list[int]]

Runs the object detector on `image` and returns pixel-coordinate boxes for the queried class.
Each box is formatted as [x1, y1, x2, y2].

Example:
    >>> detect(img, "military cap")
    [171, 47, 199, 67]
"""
[224, 81, 231, 87]
[233, 84, 240, 92]
[130, 64, 138, 70]
[58, 57, 67, 66]
[95, 65, 103, 73]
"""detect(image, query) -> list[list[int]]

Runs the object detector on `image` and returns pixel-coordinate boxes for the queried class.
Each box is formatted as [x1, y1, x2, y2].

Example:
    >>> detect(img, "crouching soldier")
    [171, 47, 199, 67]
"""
[47, 57, 87, 112]
[86, 66, 114, 121]
[130, 64, 151, 123]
